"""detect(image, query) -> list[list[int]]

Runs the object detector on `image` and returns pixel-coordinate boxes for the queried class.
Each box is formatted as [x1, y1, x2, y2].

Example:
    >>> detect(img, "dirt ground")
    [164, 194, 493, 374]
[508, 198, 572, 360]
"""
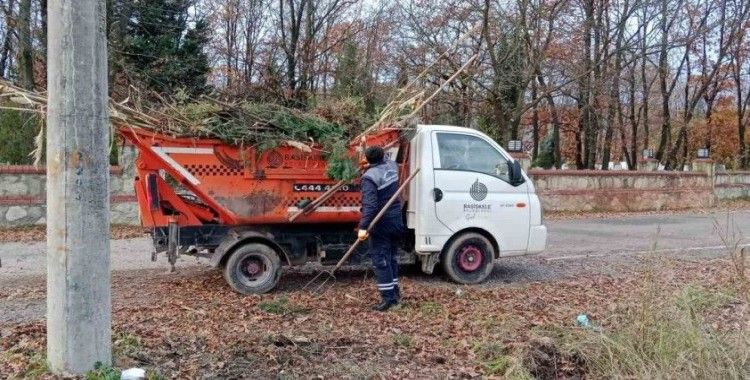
[1, 208, 749, 378]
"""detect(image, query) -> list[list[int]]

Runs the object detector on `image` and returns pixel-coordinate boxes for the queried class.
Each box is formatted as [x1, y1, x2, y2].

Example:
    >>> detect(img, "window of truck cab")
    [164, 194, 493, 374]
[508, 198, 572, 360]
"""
[434, 132, 510, 182]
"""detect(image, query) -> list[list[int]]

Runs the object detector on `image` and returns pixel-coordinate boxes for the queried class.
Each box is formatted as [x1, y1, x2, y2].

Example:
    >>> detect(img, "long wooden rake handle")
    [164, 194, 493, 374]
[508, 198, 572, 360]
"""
[330, 168, 420, 274]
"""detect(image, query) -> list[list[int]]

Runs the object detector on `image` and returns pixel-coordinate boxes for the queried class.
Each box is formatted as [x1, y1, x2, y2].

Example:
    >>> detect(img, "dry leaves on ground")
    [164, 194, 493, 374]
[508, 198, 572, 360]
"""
[1, 256, 747, 379]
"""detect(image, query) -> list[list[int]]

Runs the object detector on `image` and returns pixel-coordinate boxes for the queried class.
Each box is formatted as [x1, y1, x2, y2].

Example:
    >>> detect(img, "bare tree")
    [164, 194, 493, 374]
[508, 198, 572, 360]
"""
[16, 0, 32, 89]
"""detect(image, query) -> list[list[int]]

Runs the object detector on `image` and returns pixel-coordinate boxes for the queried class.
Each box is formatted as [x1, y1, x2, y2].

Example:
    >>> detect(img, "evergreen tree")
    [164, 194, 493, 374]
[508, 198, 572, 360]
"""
[120, 0, 210, 96]
[333, 38, 364, 98]
[532, 132, 555, 169]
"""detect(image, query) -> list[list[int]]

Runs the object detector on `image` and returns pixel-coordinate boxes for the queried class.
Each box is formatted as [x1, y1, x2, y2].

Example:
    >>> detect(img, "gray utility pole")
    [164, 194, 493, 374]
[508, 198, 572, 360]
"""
[47, 0, 111, 374]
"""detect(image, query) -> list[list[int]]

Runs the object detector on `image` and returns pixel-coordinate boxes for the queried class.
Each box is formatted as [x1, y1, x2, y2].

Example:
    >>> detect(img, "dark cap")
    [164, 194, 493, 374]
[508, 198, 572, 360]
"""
[364, 146, 385, 164]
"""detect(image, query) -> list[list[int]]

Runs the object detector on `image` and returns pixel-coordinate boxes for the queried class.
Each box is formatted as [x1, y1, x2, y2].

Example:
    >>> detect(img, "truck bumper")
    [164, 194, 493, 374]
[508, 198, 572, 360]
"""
[527, 225, 547, 253]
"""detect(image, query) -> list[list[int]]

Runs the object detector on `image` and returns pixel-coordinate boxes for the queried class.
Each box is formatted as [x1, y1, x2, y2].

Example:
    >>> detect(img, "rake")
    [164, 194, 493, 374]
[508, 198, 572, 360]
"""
[302, 168, 420, 293]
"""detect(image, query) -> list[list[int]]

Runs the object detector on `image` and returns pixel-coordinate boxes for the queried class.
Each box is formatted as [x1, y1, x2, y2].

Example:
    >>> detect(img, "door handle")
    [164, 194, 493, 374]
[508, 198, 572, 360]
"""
[433, 188, 443, 202]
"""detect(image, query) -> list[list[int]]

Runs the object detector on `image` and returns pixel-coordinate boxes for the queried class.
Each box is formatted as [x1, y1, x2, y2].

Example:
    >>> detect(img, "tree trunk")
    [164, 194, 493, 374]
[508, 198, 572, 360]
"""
[17, 0, 34, 89]
[628, 65, 638, 170]
[576, 112, 584, 169]
[656, 0, 670, 162]
[40, 0, 47, 56]
[0, 0, 15, 78]
[531, 79, 539, 160]
[737, 62, 748, 168]
[640, 12, 650, 152]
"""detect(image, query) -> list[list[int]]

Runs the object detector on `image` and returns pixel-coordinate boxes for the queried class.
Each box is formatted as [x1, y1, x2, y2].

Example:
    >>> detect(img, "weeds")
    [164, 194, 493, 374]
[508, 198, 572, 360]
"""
[559, 280, 749, 379]
[258, 296, 308, 315]
[677, 285, 737, 313]
[85, 362, 119, 380]
[473, 341, 533, 379]
[113, 331, 143, 357]
[714, 216, 750, 304]
[419, 301, 444, 315]
[0, 335, 49, 378]
[392, 333, 412, 348]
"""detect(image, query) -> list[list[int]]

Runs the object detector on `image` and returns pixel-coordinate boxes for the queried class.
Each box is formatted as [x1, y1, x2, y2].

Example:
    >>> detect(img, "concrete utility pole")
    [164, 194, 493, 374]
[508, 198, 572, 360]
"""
[47, 0, 111, 374]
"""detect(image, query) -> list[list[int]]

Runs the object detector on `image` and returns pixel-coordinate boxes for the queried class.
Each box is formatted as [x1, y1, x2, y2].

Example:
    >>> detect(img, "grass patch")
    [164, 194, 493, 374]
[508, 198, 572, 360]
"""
[473, 341, 533, 379]
[392, 333, 412, 348]
[113, 331, 143, 357]
[23, 351, 48, 378]
[258, 296, 307, 315]
[0, 340, 49, 378]
[419, 301, 444, 315]
[677, 285, 737, 313]
[558, 282, 749, 379]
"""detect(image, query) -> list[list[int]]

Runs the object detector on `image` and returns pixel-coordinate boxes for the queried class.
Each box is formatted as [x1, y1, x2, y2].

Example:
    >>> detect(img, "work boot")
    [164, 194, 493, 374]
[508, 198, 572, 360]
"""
[371, 300, 398, 312]
[394, 285, 401, 302]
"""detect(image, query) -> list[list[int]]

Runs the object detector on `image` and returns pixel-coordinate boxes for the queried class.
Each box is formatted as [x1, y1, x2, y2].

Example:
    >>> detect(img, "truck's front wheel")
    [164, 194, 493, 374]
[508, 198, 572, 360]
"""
[223, 243, 282, 294]
[442, 233, 494, 284]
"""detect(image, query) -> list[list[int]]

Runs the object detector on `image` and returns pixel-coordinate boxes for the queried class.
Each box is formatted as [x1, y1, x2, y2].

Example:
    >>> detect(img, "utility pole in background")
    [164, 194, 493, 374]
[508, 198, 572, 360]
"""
[47, 0, 111, 374]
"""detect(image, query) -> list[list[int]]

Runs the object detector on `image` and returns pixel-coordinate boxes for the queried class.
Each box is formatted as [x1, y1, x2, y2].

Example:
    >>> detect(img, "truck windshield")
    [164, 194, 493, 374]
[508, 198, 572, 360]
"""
[436, 133, 509, 181]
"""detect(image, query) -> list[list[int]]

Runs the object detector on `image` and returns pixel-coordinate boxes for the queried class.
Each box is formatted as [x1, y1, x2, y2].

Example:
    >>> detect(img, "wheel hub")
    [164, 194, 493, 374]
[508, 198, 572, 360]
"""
[458, 245, 483, 272]
[244, 258, 264, 277]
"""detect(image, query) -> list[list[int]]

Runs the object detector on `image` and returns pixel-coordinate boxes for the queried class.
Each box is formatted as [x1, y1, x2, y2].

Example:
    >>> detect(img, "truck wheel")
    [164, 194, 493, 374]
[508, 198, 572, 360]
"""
[442, 233, 494, 284]
[223, 243, 282, 294]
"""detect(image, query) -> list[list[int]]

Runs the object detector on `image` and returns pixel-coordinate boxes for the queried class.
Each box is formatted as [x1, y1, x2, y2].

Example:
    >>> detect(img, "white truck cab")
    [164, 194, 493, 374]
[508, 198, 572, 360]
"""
[406, 125, 547, 284]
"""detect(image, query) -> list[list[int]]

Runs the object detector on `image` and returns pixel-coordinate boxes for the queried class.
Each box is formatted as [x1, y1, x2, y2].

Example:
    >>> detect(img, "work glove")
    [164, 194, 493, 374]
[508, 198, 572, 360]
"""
[357, 229, 369, 241]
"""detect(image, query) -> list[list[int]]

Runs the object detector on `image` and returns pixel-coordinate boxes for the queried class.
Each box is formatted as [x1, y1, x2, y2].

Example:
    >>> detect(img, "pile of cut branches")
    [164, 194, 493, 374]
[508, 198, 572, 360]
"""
[0, 81, 369, 179]
[144, 98, 365, 179]
[0, 32, 477, 181]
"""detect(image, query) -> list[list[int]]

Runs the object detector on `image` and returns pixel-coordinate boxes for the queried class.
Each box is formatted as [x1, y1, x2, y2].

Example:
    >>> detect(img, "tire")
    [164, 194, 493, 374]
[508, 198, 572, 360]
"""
[223, 243, 282, 294]
[442, 233, 495, 284]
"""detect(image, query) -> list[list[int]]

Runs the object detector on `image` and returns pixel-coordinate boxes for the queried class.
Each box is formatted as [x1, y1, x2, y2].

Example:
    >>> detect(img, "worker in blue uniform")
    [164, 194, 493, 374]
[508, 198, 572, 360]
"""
[358, 146, 404, 311]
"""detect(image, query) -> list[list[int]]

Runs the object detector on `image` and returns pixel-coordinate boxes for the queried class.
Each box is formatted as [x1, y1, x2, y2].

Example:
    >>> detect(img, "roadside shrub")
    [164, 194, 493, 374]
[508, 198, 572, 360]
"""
[561, 284, 749, 379]
[532, 132, 555, 169]
[0, 108, 38, 165]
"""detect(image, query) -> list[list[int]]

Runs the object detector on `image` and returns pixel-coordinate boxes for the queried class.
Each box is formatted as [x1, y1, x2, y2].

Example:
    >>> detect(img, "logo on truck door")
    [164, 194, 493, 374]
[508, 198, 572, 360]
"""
[469, 179, 488, 201]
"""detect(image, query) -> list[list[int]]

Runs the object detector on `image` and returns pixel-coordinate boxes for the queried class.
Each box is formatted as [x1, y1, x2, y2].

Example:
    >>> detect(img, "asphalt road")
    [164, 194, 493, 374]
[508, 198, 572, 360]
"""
[1, 210, 748, 284]
[1, 210, 748, 324]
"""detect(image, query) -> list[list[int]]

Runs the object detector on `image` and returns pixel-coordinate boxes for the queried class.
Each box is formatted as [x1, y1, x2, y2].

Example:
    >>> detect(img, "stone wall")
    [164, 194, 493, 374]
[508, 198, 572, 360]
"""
[529, 169, 717, 212]
[2, 149, 750, 226]
[0, 145, 139, 227]
[715, 171, 750, 200]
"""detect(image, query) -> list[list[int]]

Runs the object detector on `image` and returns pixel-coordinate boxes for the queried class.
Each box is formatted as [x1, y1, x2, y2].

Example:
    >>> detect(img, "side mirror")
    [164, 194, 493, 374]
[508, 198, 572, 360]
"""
[507, 160, 526, 187]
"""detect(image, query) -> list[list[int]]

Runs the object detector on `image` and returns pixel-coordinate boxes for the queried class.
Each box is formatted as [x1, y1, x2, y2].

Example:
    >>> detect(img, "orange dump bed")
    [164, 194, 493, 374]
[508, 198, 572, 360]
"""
[118, 127, 406, 228]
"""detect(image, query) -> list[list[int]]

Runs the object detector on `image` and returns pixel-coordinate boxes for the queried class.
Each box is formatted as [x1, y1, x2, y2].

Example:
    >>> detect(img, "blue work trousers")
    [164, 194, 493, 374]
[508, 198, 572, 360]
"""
[368, 216, 404, 303]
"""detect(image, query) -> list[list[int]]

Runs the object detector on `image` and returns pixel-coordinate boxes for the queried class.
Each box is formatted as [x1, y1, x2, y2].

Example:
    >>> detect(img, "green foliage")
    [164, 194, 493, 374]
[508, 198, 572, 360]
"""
[0, 108, 38, 165]
[119, 0, 210, 96]
[533, 132, 555, 169]
[258, 296, 308, 315]
[331, 37, 378, 115]
[325, 141, 359, 181]
[477, 114, 503, 145]
[85, 362, 119, 380]
[484, 20, 527, 140]
[333, 38, 366, 99]
[167, 101, 361, 180]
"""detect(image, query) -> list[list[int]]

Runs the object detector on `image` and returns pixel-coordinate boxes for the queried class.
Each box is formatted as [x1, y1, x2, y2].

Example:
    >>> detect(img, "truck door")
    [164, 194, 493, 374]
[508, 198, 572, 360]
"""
[431, 132, 531, 253]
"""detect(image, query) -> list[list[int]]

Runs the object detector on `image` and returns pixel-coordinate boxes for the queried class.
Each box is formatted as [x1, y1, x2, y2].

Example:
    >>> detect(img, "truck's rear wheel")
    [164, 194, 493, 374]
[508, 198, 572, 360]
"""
[223, 243, 281, 294]
[442, 233, 494, 284]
